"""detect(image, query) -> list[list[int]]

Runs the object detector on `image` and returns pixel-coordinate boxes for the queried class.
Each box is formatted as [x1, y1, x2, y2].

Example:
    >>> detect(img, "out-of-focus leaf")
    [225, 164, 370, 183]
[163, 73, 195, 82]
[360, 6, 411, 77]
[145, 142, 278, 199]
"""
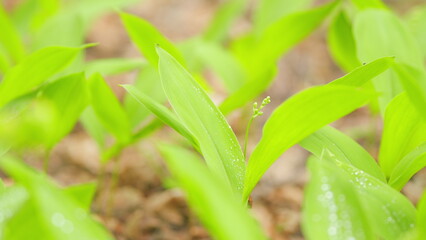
[62, 0, 138, 23]
[64, 182, 97, 211]
[243, 1, 338, 72]
[130, 119, 163, 143]
[389, 143, 426, 190]
[254, 0, 313, 34]
[203, 0, 247, 43]
[220, 1, 337, 114]
[11, 0, 59, 34]
[196, 41, 246, 92]
[350, 0, 386, 10]
[123, 84, 198, 148]
[392, 63, 426, 119]
[327, 11, 361, 72]
[0, 4, 25, 64]
[0, 185, 28, 236]
[85, 58, 145, 76]
[244, 85, 374, 201]
[80, 107, 108, 149]
[33, 13, 85, 49]
[34, 0, 137, 48]
[378, 93, 426, 178]
[157, 47, 245, 196]
[159, 144, 267, 240]
[0, 98, 57, 148]
[30, 0, 59, 31]
[0, 47, 11, 74]
[418, 190, 426, 239]
[41, 73, 88, 148]
[0, 45, 88, 107]
[303, 158, 374, 240]
[354, 9, 423, 111]
[219, 67, 276, 115]
[124, 65, 165, 129]
[335, 159, 416, 239]
[121, 13, 185, 67]
[329, 57, 394, 86]
[300, 126, 385, 182]
[406, 5, 426, 59]
[88, 73, 131, 146]
[0, 157, 114, 240]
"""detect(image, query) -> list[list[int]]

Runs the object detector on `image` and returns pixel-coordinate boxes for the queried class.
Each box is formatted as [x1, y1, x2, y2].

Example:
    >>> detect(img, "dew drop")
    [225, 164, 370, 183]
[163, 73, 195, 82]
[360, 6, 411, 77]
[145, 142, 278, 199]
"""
[51, 213, 66, 227]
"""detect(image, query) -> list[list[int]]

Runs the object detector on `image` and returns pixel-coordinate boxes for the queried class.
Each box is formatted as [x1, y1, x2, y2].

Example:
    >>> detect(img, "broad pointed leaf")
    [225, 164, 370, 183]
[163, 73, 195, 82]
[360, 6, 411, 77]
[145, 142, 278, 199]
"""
[378, 93, 426, 178]
[157, 47, 245, 196]
[303, 158, 374, 240]
[0, 46, 87, 107]
[88, 73, 131, 146]
[123, 84, 198, 148]
[389, 143, 426, 190]
[121, 13, 184, 67]
[244, 85, 374, 201]
[300, 126, 385, 182]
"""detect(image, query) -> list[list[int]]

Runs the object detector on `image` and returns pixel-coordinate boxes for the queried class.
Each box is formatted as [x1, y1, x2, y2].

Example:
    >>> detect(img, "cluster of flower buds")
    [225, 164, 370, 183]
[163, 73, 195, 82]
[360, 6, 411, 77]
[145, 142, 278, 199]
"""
[252, 96, 271, 118]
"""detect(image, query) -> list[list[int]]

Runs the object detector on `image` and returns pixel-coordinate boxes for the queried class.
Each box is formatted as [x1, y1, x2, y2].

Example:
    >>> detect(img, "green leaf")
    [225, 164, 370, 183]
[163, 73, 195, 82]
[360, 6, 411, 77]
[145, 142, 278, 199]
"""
[327, 11, 361, 72]
[203, 0, 247, 43]
[254, 0, 313, 34]
[28, 0, 59, 31]
[11, 0, 59, 34]
[121, 13, 185, 67]
[303, 158, 374, 240]
[34, 0, 137, 48]
[33, 12, 85, 49]
[334, 160, 416, 239]
[157, 47, 245, 196]
[122, 84, 198, 148]
[354, 9, 423, 111]
[244, 1, 338, 71]
[80, 107, 108, 149]
[64, 182, 97, 210]
[85, 58, 145, 76]
[0, 97, 57, 148]
[220, 1, 337, 114]
[195, 41, 247, 92]
[88, 73, 131, 146]
[219, 67, 276, 115]
[244, 85, 374, 201]
[0, 4, 25, 64]
[0, 185, 28, 235]
[350, 0, 386, 10]
[0, 157, 114, 240]
[124, 65, 166, 129]
[329, 57, 394, 86]
[0, 47, 11, 74]
[158, 144, 267, 240]
[0, 45, 86, 107]
[392, 63, 426, 120]
[41, 73, 88, 148]
[406, 5, 426, 59]
[300, 126, 385, 182]
[418, 190, 426, 239]
[378, 93, 426, 178]
[389, 143, 426, 190]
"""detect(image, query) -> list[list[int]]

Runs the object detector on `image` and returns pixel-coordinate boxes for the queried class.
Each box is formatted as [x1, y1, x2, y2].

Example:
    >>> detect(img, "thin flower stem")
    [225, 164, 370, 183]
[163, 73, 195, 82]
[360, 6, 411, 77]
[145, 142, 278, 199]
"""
[244, 116, 255, 159]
